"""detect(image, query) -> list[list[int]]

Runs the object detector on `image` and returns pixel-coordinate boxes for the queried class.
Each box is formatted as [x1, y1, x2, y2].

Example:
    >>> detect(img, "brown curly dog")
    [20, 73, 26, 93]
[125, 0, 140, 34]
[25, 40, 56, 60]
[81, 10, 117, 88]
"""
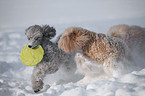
[58, 27, 131, 82]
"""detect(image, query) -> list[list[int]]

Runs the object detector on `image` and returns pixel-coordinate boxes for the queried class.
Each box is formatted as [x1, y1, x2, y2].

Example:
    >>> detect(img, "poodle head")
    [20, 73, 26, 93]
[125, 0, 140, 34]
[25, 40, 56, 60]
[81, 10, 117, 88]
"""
[25, 25, 56, 48]
[107, 24, 145, 44]
[25, 25, 43, 48]
[58, 27, 90, 53]
[107, 24, 129, 40]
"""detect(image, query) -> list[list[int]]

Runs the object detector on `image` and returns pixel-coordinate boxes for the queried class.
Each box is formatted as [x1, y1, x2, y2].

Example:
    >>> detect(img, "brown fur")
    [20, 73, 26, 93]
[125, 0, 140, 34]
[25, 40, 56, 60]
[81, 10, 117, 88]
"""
[107, 24, 145, 55]
[58, 27, 128, 64]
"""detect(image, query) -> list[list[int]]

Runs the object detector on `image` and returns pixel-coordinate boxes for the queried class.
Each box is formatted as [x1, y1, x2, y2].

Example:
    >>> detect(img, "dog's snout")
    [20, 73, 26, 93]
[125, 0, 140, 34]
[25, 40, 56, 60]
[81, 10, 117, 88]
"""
[28, 45, 32, 48]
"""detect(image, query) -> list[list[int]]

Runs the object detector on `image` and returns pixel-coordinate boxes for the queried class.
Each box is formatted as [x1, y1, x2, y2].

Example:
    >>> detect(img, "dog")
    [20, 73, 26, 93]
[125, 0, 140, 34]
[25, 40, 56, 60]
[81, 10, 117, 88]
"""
[25, 25, 77, 93]
[107, 24, 145, 56]
[58, 27, 131, 83]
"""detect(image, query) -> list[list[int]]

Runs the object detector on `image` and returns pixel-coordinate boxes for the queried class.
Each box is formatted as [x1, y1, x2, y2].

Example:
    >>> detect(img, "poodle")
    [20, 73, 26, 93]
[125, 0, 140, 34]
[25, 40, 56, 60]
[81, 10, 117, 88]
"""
[107, 24, 145, 56]
[25, 25, 76, 93]
[58, 27, 131, 83]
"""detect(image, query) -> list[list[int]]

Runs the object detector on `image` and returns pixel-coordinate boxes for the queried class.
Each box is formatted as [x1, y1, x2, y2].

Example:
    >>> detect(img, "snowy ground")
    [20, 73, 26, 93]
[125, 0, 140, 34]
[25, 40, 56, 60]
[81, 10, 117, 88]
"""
[0, 0, 145, 96]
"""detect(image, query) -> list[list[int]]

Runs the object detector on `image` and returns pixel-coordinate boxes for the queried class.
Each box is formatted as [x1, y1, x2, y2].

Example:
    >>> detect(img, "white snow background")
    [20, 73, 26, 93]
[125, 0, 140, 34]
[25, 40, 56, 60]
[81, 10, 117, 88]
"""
[0, 0, 145, 96]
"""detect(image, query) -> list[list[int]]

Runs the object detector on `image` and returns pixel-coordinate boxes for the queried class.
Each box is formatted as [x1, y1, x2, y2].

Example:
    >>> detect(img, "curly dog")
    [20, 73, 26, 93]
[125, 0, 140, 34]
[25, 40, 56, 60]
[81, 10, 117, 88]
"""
[107, 24, 145, 56]
[58, 27, 131, 83]
[25, 25, 76, 92]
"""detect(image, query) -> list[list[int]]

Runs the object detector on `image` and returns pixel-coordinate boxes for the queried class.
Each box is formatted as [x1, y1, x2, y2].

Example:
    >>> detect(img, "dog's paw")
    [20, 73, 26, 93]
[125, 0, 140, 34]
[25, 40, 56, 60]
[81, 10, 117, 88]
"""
[33, 80, 44, 93]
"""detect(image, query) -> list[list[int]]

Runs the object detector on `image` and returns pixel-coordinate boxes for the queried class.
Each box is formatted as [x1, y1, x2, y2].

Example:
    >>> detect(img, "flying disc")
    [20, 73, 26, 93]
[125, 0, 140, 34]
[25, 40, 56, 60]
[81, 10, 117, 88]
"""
[20, 45, 44, 66]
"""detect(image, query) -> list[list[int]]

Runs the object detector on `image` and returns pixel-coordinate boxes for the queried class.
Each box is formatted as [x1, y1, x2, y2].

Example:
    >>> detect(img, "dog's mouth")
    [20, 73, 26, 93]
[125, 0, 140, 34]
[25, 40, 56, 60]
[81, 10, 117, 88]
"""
[28, 45, 39, 49]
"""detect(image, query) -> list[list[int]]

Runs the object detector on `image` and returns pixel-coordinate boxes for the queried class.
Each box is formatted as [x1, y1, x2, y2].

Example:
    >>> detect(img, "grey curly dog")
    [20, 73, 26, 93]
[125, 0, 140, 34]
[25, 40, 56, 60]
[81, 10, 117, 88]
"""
[25, 25, 76, 93]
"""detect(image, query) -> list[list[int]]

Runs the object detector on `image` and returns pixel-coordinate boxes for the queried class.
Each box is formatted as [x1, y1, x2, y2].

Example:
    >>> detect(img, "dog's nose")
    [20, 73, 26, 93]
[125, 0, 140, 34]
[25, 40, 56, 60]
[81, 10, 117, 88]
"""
[28, 45, 32, 48]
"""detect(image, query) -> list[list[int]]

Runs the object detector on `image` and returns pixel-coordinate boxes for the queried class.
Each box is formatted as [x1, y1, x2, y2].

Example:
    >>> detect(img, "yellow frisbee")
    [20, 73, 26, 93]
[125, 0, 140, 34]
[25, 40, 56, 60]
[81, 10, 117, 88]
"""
[20, 45, 44, 66]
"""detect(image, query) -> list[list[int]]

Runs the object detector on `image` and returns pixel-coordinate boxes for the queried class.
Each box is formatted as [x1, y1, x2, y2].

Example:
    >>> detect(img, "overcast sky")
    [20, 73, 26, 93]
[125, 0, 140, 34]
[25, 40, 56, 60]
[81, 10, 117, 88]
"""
[0, 0, 145, 29]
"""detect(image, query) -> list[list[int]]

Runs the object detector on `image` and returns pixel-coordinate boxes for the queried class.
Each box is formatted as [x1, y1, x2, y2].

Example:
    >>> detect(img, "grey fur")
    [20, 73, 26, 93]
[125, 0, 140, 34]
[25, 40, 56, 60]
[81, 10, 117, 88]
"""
[25, 25, 76, 93]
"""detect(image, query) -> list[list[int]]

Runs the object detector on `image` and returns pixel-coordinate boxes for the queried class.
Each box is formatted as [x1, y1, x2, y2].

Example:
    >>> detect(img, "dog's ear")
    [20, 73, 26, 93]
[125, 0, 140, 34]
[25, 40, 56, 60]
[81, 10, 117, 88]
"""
[42, 25, 56, 39]
[58, 27, 90, 53]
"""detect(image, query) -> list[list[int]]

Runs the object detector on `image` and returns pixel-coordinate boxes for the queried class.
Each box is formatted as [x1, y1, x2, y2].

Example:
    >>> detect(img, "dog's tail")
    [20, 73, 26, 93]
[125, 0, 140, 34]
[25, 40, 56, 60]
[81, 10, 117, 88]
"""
[58, 27, 92, 53]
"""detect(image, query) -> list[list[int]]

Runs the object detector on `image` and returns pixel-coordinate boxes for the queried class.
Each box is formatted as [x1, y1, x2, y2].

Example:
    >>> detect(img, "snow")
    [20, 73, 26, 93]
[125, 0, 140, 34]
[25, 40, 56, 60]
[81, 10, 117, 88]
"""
[0, 0, 145, 96]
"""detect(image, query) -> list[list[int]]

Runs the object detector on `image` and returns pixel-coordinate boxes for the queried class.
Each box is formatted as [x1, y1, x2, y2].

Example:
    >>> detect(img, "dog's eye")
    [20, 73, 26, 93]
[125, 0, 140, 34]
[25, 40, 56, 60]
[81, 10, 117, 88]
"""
[35, 37, 40, 40]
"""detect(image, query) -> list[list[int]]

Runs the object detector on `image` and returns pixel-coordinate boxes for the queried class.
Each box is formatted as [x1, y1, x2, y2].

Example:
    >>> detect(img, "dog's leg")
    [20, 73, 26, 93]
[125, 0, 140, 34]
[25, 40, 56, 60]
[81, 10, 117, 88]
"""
[31, 65, 45, 93]
[31, 64, 47, 93]
[103, 59, 114, 78]
[75, 53, 108, 84]
[31, 62, 58, 93]
[103, 57, 125, 78]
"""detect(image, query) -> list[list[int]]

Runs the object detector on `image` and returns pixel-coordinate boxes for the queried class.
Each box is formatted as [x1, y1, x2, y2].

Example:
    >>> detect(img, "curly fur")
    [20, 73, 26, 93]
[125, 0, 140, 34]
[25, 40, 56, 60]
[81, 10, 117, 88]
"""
[58, 27, 130, 80]
[107, 24, 145, 56]
[25, 25, 76, 93]
[58, 27, 129, 63]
